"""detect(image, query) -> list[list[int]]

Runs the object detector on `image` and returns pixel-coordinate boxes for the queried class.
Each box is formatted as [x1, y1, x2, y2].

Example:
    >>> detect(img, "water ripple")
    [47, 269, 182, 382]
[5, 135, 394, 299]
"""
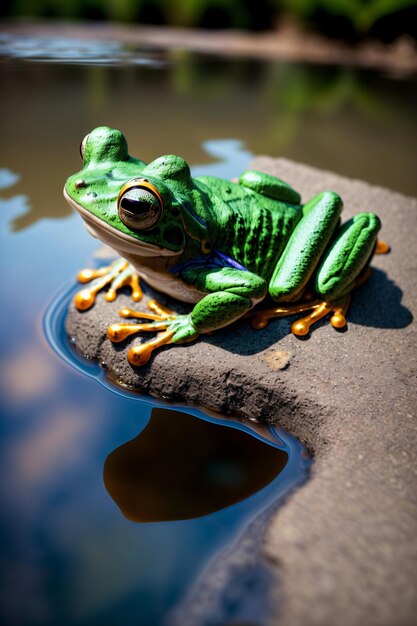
[0, 34, 169, 66]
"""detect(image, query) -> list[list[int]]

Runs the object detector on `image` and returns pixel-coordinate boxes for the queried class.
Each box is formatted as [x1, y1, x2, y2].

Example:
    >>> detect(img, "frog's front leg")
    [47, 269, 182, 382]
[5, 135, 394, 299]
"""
[108, 267, 267, 366]
[74, 258, 143, 311]
[255, 192, 381, 335]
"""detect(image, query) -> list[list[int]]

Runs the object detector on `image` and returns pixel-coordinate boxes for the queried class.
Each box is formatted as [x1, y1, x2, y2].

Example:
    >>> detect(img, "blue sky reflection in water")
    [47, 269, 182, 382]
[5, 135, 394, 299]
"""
[1, 34, 415, 625]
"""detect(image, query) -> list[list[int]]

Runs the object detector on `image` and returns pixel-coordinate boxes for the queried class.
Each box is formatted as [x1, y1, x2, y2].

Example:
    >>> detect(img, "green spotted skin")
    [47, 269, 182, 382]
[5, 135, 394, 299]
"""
[195, 175, 302, 280]
[65, 126, 382, 344]
[316, 213, 381, 299]
[269, 191, 343, 301]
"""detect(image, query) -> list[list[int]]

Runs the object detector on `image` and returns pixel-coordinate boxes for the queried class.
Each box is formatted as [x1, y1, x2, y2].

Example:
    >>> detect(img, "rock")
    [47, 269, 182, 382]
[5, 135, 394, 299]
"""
[66, 158, 417, 626]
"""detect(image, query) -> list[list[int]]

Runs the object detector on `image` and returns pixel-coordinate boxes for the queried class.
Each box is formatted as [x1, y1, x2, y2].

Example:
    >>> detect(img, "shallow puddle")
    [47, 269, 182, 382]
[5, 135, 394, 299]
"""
[104, 407, 288, 522]
[40, 280, 310, 625]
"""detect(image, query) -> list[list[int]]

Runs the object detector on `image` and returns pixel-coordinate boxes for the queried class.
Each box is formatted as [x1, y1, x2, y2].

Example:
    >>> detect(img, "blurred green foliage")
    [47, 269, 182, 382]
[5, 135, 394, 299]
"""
[280, 0, 417, 38]
[3, 0, 417, 39]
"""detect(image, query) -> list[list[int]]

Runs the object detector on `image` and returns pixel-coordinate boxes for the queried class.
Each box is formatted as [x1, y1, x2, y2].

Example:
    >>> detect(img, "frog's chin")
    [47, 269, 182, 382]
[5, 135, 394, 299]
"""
[64, 190, 182, 258]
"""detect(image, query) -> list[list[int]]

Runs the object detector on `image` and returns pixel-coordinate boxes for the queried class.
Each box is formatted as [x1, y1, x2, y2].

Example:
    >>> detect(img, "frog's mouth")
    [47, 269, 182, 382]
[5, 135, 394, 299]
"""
[64, 190, 181, 258]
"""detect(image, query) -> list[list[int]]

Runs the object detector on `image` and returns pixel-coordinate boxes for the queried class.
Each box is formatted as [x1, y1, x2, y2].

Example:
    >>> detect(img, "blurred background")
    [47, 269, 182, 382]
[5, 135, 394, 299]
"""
[2, 0, 417, 40]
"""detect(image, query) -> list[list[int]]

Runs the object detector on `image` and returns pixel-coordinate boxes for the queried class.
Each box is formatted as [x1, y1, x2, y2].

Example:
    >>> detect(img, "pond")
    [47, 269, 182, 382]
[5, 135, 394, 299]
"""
[0, 33, 415, 626]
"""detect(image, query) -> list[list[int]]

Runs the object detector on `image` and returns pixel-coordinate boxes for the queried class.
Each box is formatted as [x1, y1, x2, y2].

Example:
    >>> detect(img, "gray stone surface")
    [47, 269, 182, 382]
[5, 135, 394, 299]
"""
[66, 159, 417, 626]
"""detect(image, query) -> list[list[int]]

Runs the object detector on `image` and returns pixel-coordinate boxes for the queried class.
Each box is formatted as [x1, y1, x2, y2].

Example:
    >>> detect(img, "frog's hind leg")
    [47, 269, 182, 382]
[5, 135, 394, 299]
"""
[375, 239, 390, 255]
[74, 259, 143, 311]
[250, 294, 351, 336]
[252, 211, 382, 336]
[314, 212, 381, 301]
[268, 191, 344, 303]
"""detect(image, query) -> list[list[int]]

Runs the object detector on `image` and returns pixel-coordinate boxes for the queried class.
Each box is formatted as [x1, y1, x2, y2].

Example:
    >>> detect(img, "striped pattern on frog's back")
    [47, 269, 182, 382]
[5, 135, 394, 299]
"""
[195, 176, 302, 281]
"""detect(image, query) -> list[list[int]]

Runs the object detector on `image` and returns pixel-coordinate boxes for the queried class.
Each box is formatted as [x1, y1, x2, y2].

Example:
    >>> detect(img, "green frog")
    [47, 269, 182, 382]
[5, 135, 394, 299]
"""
[64, 126, 386, 366]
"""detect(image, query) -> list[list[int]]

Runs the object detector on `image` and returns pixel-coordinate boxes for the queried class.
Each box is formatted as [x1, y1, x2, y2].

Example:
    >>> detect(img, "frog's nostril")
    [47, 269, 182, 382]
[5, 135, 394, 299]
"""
[75, 179, 86, 189]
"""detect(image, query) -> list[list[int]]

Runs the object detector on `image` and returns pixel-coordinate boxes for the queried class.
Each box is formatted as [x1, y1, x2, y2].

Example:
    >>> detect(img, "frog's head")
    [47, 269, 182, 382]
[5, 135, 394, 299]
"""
[64, 126, 206, 259]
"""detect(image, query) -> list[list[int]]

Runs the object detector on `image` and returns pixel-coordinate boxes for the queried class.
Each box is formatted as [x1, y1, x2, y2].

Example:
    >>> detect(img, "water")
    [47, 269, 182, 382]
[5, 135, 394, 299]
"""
[2, 269, 309, 626]
[103, 408, 289, 523]
[1, 31, 415, 626]
[41, 276, 309, 620]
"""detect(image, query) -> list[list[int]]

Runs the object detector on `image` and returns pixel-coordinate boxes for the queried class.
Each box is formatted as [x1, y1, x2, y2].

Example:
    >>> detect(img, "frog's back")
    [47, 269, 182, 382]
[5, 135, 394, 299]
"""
[195, 175, 302, 280]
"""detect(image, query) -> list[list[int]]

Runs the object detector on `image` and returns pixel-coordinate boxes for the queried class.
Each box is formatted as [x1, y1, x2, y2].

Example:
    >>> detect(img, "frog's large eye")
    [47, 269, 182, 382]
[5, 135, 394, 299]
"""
[80, 133, 90, 161]
[117, 179, 163, 231]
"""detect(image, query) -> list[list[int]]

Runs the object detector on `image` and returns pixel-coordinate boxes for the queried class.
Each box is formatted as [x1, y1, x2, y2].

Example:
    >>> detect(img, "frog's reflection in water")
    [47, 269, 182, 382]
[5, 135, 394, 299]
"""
[104, 408, 288, 522]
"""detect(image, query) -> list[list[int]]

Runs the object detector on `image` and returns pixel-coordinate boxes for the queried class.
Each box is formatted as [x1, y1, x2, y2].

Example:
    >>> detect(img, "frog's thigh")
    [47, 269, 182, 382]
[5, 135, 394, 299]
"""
[182, 267, 267, 333]
[315, 213, 381, 300]
[269, 191, 343, 302]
